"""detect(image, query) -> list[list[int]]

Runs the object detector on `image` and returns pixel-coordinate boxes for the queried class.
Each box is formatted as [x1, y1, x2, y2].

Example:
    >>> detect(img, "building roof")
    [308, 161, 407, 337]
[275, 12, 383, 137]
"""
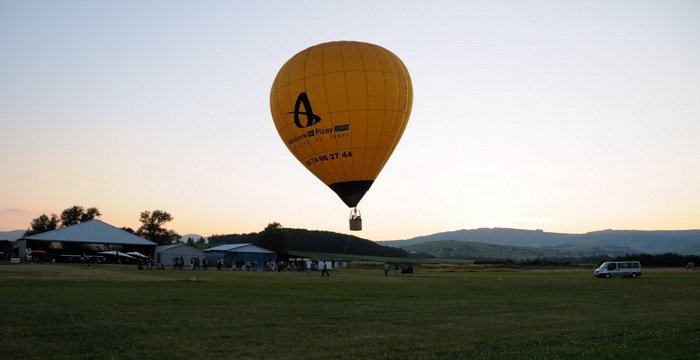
[156, 244, 204, 254]
[204, 243, 274, 253]
[156, 244, 186, 251]
[23, 219, 156, 246]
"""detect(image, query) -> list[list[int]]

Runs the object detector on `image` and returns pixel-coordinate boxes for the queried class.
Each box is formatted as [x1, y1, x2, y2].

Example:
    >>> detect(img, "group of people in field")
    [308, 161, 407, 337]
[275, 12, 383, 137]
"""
[303, 259, 331, 276]
[384, 262, 413, 276]
[164, 256, 339, 275]
[170, 256, 208, 270]
[214, 258, 262, 271]
[169, 256, 261, 271]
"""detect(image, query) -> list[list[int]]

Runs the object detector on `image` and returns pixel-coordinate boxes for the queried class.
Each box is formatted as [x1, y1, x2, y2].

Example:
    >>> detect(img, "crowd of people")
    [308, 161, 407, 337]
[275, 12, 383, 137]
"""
[164, 256, 342, 275]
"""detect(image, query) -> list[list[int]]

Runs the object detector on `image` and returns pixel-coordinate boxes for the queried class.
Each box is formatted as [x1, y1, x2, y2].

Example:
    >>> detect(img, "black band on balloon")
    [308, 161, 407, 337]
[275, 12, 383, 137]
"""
[329, 180, 374, 208]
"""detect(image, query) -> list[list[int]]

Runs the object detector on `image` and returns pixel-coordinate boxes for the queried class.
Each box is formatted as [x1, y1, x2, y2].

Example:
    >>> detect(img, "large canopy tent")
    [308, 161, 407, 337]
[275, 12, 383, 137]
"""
[17, 219, 156, 262]
[203, 243, 276, 270]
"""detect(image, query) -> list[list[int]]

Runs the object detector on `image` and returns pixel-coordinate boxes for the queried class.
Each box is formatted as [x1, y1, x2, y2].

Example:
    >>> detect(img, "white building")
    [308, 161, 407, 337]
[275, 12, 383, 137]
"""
[18, 220, 156, 261]
[156, 244, 205, 267]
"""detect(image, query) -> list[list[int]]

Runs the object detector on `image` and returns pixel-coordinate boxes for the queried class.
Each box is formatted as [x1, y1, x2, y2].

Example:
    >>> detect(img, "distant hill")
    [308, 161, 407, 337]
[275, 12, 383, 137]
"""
[383, 228, 700, 256]
[402, 240, 561, 260]
[7, 226, 697, 258]
[284, 228, 406, 257]
[180, 234, 207, 244]
[208, 228, 407, 258]
[0, 230, 25, 241]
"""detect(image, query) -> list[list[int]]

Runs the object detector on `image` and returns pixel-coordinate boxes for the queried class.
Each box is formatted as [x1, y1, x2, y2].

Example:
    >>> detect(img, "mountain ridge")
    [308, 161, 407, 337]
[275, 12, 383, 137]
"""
[381, 228, 700, 255]
[4, 227, 699, 256]
[0, 230, 25, 241]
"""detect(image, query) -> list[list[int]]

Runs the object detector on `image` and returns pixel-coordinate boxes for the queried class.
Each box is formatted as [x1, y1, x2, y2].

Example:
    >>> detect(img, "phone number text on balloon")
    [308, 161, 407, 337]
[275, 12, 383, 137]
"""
[304, 151, 353, 167]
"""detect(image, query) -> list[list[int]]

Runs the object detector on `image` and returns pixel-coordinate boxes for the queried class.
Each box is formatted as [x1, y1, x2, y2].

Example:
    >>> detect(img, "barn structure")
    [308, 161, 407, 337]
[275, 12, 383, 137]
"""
[155, 244, 205, 268]
[203, 243, 276, 270]
[17, 219, 156, 262]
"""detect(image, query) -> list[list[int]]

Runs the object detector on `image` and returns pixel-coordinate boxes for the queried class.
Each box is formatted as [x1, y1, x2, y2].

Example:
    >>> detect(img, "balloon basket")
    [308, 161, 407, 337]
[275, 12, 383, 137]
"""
[349, 217, 362, 231]
[349, 209, 362, 231]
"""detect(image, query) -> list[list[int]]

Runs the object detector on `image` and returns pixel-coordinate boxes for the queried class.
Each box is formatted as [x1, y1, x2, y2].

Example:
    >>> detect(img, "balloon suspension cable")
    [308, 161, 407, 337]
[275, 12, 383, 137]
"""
[349, 207, 362, 231]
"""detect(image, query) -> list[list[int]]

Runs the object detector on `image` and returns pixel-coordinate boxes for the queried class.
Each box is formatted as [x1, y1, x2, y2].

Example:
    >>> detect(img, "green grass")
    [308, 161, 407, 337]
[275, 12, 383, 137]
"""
[1, 264, 699, 359]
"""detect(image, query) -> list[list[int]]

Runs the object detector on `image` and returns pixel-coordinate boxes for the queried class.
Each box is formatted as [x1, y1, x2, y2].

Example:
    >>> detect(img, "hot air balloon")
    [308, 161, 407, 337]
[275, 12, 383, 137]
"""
[270, 41, 413, 230]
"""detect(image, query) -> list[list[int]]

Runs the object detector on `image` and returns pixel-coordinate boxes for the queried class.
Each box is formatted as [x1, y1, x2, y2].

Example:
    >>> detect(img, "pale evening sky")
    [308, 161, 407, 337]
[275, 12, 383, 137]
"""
[1, 0, 699, 241]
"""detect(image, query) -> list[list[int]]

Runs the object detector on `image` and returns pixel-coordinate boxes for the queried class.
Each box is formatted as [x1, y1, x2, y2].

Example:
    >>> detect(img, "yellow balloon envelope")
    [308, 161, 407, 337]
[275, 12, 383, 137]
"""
[270, 41, 413, 209]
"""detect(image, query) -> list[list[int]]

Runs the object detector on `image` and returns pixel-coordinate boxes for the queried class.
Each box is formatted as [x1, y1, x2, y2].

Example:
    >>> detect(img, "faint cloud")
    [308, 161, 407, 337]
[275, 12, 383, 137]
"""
[2, 208, 32, 213]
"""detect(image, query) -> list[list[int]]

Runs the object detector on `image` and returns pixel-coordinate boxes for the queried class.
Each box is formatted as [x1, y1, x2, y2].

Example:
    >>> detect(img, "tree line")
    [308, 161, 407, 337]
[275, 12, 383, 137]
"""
[474, 253, 700, 267]
[210, 227, 408, 258]
[24, 206, 102, 236]
[22, 207, 293, 254]
[24, 205, 179, 245]
[611, 253, 700, 267]
[23, 206, 407, 257]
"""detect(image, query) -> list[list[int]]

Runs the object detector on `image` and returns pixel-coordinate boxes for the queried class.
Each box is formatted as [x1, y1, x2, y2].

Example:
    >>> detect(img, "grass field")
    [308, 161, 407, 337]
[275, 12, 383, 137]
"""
[1, 263, 699, 359]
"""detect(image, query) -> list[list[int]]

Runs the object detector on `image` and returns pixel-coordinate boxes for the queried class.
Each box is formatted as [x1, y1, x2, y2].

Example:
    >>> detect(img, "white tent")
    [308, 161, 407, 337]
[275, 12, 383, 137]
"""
[155, 244, 205, 266]
[126, 251, 148, 258]
[18, 220, 156, 259]
[98, 250, 136, 259]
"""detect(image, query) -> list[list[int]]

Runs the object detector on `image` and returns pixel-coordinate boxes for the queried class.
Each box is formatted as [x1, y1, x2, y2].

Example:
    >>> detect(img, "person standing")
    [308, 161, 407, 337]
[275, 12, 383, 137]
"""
[384, 263, 390, 276]
[306, 259, 313, 275]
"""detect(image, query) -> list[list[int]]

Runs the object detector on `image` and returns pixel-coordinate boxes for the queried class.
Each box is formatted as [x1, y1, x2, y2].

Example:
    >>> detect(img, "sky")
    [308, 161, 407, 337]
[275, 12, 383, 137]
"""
[1, 0, 699, 241]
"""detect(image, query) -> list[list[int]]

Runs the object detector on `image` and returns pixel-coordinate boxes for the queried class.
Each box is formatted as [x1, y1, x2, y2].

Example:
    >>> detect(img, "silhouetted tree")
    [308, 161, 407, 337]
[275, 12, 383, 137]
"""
[24, 205, 101, 237]
[136, 210, 179, 245]
[209, 233, 258, 244]
[256, 222, 291, 254]
[60, 205, 101, 227]
[24, 214, 59, 236]
[1, 240, 15, 255]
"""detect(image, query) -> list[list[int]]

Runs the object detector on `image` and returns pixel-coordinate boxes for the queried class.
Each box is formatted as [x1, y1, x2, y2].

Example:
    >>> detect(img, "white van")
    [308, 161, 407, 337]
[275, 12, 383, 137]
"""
[594, 261, 642, 278]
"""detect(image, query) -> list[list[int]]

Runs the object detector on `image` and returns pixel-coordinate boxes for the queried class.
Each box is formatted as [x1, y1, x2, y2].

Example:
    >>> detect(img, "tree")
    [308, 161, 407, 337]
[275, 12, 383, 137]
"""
[0, 240, 14, 255]
[256, 222, 290, 254]
[136, 210, 179, 245]
[81, 207, 101, 222]
[24, 214, 59, 236]
[60, 205, 101, 227]
[24, 205, 102, 237]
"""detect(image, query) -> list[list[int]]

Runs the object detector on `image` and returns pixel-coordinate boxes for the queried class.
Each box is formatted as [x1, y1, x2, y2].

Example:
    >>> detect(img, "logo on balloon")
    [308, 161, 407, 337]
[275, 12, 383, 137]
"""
[287, 92, 321, 128]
